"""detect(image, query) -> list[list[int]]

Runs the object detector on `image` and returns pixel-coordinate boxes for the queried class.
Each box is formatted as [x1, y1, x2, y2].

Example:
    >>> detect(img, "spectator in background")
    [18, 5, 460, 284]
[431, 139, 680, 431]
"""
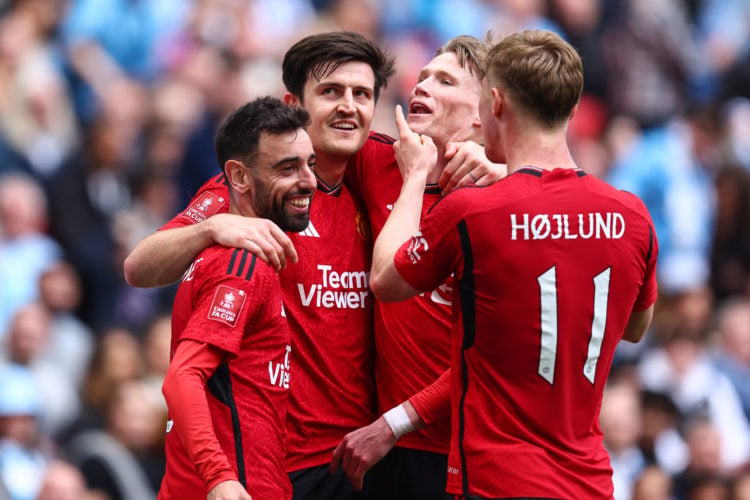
[36, 460, 103, 500]
[1, 304, 80, 439]
[672, 417, 730, 500]
[639, 390, 688, 476]
[0, 173, 62, 337]
[710, 162, 750, 300]
[711, 297, 750, 420]
[140, 314, 171, 413]
[36, 262, 94, 388]
[601, 380, 648, 500]
[0, 364, 55, 500]
[60, 327, 145, 445]
[637, 326, 750, 472]
[601, 0, 700, 129]
[632, 465, 675, 500]
[0, 0, 79, 180]
[64, 379, 166, 500]
[46, 95, 145, 330]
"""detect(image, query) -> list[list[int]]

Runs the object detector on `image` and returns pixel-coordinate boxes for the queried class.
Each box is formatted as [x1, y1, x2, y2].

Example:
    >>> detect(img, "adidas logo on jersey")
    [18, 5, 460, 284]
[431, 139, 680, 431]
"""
[299, 221, 320, 237]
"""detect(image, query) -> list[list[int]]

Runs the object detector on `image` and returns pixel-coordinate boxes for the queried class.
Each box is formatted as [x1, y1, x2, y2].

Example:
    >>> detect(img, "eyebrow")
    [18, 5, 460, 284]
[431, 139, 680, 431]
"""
[272, 156, 303, 169]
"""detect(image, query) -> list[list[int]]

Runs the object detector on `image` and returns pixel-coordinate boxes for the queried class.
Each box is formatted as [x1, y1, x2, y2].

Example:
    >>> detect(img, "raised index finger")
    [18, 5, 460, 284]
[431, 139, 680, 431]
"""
[394, 104, 412, 139]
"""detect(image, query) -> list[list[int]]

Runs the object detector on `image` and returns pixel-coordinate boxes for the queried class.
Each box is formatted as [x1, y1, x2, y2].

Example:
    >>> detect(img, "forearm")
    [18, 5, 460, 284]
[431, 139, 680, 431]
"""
[123, 222, 215, 288]
[163, 340, 236, 490]
[409, 369, 451, 426]
[369, 171, 427, 300]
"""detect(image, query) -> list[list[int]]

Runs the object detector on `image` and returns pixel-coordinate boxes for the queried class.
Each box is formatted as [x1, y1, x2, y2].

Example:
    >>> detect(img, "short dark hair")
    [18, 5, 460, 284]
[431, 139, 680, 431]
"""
[282, 31, 395, 102]
[215, 96, 310, 171]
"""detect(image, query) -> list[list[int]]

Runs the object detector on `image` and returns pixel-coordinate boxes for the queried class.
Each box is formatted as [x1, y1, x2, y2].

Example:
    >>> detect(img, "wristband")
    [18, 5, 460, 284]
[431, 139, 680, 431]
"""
[383, 404, 415, 439]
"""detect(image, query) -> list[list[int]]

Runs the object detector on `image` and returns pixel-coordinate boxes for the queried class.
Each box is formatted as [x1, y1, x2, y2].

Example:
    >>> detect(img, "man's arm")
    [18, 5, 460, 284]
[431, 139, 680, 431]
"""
[330, 368, 452, 489]
[330, 400, 424, 491]
[162, 339, 242, 493]
[369, 105, 435, 303]
[621, 305, 654, 343]
[123, 213, 296, 287]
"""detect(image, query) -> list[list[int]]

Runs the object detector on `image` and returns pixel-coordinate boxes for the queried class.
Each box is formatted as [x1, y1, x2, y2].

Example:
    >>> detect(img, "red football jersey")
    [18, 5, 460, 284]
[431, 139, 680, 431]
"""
[394, 167, 658, 498]
[162, 174, 375, 471]
[162, 246, 291, 499]
[347, 134, 452, 454]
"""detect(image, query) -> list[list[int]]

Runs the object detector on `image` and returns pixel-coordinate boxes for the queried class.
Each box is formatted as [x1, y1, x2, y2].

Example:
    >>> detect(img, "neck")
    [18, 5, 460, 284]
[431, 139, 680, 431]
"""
[426, 144, 447, 185]
[228, 191, 257, 218]
[312, 151, 348, 187]
[504, 125, 577, 175]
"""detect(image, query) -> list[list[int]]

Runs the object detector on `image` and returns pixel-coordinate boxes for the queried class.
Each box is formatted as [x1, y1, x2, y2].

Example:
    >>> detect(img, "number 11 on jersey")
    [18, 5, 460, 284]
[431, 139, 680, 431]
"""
[537, 266, 611, 385]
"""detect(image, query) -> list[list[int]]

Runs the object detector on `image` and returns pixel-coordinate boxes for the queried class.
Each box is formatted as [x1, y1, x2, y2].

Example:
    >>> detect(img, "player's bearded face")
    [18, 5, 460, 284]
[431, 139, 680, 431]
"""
[253, 179, 313, 232]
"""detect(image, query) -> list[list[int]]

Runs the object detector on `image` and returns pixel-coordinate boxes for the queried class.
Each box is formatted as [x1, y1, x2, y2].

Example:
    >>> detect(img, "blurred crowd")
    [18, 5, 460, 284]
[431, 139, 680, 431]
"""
[0, 0, 749, 499]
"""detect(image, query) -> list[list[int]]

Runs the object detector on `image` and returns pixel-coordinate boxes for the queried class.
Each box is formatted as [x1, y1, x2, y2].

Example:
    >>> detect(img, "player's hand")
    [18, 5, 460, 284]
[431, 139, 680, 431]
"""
[393, 104, 437, 183]
[439, 141, 507, 195]
[207, 479, 252, 500]
[206, 213, 297, 272]
[330, 416, 397, 491]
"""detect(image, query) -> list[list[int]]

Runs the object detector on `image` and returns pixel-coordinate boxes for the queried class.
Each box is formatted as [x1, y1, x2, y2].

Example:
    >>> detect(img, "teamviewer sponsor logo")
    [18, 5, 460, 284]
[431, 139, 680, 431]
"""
[297, 264, 369, 309]
[268, 345, 291, 389]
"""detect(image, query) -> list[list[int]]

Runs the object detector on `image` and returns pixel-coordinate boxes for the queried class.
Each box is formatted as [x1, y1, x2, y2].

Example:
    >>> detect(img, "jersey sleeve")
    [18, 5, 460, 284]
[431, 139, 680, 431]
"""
[409, 369, 451, 426]
[393, 195, 465, 294]
[161, 174, 230, 230]
[162, 339, 238, 490]
[181, 251, 267, 357]
[633, 211, 659, 312]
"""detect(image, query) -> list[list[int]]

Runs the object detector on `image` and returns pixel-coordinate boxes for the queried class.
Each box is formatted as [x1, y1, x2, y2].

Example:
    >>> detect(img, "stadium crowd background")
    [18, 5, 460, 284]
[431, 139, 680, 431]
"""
[0, 0, 749, 498]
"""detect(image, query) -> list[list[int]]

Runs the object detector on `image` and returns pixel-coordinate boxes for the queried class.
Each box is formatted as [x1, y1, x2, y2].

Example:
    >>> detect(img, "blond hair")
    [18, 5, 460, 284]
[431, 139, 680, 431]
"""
[485, 30, 583, 127]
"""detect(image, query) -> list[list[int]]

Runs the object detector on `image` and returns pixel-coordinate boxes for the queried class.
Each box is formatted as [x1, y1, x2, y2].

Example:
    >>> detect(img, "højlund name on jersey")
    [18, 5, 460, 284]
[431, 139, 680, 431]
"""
[510, 212, 625, 241]
[297, 264, 369, 309]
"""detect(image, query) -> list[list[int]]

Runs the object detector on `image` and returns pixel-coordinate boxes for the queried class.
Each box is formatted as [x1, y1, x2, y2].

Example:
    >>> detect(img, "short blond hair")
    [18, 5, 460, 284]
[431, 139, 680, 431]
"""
[436, 33, 493, 81]
[485, 30, 583, 127]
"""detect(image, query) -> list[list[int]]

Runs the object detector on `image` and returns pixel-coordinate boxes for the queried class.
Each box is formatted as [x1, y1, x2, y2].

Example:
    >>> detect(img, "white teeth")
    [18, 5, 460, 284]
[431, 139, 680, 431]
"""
[288, 198, 309, 208]
[332, 123, 355, 130]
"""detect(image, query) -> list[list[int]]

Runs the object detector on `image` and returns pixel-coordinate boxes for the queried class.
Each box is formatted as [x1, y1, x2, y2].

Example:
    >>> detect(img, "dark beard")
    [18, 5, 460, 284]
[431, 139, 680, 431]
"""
[253, 180, 311, 232]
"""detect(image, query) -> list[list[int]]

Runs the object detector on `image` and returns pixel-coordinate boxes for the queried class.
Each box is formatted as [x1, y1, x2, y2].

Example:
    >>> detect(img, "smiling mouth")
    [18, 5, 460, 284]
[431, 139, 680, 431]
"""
[287, 197, 310, 209]
[330, 122, 357, 131]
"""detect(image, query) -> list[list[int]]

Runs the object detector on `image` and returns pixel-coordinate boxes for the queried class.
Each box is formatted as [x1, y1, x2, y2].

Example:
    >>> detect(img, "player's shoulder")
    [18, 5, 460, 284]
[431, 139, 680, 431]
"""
[197, 246, 276, 283]
[197, 173, 230, 194]
[358, 131, 396, 158]
[585, 174, 652, 218]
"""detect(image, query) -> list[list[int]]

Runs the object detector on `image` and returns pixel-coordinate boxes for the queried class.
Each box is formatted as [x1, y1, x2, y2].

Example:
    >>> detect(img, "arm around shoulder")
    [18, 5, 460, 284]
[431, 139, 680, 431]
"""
[123, 221, 215, 288]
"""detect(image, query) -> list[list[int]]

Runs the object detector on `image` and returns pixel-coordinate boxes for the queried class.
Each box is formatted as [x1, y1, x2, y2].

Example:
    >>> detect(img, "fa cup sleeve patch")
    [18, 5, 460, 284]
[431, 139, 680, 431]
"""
[208, 285, 247, 327]
[182, 192, 225, 223]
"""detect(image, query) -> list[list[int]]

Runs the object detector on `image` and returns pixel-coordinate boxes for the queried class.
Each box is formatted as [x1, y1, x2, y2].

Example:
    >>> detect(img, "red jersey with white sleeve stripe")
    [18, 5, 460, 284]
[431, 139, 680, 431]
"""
[161, 174, 375, 472]
[393, 167, 659, 498]
[162, 246, 291, 499]
[347, 133, 452, 454]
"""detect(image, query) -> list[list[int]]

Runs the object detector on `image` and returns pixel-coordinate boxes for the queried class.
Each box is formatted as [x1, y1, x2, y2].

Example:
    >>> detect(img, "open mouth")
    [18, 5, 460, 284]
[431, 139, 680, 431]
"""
[409, 102, 432, 115]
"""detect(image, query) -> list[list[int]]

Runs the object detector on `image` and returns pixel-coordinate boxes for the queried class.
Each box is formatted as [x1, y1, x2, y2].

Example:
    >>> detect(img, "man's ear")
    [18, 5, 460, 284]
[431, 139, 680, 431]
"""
[284, 92, 301, 107]
[568, 102, 579, 122]
[224, 159, 253, 194]
[491, 87, 503, 118]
